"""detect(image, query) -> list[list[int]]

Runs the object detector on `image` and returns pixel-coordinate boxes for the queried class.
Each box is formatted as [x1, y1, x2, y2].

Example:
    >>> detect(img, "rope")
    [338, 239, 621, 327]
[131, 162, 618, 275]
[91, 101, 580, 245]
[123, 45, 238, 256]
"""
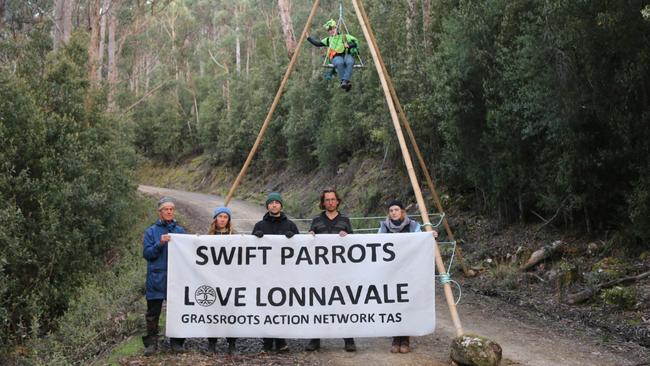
[435, 239, 462, 304]
[232, 213, 445, 222]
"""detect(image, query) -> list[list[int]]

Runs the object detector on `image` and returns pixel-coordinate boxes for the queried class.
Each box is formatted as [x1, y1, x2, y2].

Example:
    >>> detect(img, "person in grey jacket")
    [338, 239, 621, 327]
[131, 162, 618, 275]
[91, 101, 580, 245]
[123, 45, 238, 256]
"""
[378, 199, 437, 353]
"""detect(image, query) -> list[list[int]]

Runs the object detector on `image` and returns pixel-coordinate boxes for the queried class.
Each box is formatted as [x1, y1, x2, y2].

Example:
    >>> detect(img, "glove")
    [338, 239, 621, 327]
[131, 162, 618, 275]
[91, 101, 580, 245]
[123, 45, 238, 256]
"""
[285, 231, 295, 238]
[253, 231, 264, 238]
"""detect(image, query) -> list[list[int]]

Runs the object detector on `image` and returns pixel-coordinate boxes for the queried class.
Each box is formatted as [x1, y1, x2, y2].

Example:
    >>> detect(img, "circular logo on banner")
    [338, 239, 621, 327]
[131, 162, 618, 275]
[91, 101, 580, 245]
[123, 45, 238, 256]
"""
[194, 285, 216, 306]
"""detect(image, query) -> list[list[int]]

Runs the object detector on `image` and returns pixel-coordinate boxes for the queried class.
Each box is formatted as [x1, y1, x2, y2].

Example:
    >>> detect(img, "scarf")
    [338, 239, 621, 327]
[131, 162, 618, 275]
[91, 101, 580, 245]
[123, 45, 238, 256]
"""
[383, 216, 411, 233]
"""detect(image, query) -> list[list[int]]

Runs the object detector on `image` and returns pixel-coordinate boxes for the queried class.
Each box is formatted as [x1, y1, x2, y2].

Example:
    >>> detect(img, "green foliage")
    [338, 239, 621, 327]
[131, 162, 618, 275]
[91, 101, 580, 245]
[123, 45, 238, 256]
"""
[600, 286, 637, 310]
[78, 0, 650, 244]
[25, 196, 156, 365]
[491, 261, 520, 291]
[0, 31, 135, 354]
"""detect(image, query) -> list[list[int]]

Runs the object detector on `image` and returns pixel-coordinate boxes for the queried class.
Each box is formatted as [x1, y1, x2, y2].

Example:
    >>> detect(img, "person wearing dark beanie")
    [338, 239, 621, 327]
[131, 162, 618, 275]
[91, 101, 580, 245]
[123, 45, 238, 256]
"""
[252, 192, 299, 353]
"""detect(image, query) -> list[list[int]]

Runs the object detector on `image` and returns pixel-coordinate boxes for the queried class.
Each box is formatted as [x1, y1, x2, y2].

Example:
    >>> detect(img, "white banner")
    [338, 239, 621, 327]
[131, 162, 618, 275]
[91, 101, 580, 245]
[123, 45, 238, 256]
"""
[166, 233, 435, 338]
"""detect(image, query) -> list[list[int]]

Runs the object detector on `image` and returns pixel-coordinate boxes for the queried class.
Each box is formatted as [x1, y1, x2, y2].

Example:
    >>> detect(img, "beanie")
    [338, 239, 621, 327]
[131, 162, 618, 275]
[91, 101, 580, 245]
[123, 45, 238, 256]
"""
[157, 196, 175, 210]
[266, 192, 283, 207]
[387, 199, 404, 210]
[212, 206, 232, 219]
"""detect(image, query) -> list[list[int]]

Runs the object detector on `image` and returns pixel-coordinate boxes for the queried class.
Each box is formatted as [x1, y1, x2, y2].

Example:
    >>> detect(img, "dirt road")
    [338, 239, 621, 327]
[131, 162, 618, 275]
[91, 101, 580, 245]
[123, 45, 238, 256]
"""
[137, 185, 649, 365]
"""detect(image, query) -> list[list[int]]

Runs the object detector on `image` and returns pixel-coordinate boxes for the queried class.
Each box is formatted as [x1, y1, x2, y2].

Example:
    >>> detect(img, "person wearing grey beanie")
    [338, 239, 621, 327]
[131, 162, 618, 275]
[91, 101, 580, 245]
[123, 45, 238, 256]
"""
[142, 196, 186, 355]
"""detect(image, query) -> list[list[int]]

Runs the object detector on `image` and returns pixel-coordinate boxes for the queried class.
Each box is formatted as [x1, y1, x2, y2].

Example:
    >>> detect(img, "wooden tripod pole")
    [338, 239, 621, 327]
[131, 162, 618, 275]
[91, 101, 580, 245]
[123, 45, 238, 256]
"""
[355, 2, 470, 277]
[223, 0, 320, 206]
[352, 0, 464, 336]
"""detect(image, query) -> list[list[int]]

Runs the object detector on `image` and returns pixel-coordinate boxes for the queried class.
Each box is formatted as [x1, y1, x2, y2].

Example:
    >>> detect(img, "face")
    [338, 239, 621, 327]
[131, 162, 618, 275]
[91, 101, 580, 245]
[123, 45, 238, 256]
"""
[323, 192, 339, 212]
[159, 205, 175, 222]
[388, 205, 403, 221]
[214, 213, 230, 230]
[328, 26, 337, 35]
[267, 200, 282, 215]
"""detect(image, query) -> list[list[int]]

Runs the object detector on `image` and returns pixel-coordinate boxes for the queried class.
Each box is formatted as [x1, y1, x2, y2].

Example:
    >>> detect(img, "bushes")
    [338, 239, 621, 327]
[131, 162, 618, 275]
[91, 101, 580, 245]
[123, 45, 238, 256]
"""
[0, 32, 135, 354]
[25, 196, 156, 365]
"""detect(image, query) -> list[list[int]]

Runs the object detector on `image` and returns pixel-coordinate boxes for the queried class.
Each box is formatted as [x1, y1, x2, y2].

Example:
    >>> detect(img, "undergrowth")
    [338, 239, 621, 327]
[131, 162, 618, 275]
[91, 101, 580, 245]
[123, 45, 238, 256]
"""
[17, 195, 158, 365]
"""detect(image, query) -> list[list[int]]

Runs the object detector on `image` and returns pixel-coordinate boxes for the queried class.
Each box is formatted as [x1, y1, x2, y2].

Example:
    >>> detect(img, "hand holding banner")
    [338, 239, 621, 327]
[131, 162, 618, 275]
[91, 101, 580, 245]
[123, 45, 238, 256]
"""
[166, 233, 435, 338]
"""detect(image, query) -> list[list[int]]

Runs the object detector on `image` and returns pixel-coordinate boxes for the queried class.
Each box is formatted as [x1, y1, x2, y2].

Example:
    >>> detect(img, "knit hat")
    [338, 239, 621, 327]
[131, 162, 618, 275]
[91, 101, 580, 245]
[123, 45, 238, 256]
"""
[212, 206, 232, 219]
[266, 192, 283, 207]
[157, 196, 175, 210]
[387, 199, 404, 210]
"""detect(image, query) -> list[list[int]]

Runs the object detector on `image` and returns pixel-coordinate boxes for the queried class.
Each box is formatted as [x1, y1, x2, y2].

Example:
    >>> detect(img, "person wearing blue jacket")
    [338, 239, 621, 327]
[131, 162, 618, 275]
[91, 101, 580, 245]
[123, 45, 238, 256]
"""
[142, 196, 186, 355]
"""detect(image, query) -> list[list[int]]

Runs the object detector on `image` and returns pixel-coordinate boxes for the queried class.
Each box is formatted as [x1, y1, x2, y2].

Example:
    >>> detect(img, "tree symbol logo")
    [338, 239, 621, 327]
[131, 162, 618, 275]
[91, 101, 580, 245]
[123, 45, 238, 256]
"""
[194, 285, 216, 307]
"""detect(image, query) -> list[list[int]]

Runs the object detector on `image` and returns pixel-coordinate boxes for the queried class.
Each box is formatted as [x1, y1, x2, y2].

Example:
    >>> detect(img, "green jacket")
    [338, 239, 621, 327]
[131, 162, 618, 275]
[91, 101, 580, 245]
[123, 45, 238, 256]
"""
[309, 33, 359, 60]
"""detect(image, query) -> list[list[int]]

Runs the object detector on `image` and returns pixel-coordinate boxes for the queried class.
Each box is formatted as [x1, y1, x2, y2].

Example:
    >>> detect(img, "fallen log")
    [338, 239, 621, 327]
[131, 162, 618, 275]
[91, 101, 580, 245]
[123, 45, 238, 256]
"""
[566, 270, 650, 305]
[520, 240, 564, 271]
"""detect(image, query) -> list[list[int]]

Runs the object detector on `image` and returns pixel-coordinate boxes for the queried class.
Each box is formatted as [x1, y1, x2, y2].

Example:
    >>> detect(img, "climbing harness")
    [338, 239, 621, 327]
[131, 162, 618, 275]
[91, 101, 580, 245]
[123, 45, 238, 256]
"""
[321, 1, 365, 69]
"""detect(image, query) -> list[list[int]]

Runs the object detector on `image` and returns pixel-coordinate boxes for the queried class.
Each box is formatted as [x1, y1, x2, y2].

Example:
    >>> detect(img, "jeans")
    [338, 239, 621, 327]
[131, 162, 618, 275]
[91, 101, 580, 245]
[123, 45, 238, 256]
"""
[331, 54, 355, 82]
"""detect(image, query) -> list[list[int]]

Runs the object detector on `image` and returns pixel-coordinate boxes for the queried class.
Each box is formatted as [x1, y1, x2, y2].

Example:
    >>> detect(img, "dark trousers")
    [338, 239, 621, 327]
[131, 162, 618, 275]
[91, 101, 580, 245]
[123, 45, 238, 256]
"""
[143, 299, 185, 346]
[263, 337, 287, 350]
[208, 337, 237, 345]
[393, 336, 409, 344]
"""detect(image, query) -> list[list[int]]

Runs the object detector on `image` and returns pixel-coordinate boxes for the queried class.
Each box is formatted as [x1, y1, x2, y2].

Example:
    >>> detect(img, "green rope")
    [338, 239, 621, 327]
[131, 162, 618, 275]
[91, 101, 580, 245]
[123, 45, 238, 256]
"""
[435, 239, 462, 304]
[438, 273, 452, 284]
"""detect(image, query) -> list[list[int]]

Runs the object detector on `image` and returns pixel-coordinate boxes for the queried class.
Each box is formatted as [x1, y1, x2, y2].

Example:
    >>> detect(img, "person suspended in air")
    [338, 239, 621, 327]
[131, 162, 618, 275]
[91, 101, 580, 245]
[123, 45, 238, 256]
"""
[307, 19, 359, 92]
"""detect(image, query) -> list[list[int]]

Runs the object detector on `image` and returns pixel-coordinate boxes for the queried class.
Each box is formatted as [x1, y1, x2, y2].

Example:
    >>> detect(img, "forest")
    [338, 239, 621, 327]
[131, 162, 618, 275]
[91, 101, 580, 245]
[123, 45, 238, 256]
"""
[1, 0, 649, 362]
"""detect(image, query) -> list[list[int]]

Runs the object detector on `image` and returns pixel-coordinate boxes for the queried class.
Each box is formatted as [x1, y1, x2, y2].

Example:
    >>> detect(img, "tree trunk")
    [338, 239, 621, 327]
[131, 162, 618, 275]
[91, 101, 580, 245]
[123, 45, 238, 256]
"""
[107, 0, 119, 111]
[405, 0, 415, 51]
[97, 0, 109, 80]
[86, 0, 101, 110]
[245, 20, 252, 77]
[0, 0, 6, 32]
[265, 12, 278, 64]
[53, 0, 74, 50]
[223, 60, 231, 114]
[277, 0, 296, 59]
[422, 0, 431, 48]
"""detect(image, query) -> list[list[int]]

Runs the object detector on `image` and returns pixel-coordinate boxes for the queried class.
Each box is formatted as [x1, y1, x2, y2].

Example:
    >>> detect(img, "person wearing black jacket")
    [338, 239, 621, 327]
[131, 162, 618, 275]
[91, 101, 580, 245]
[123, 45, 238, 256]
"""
[306, 189, 356, 352]
[252, 192, 299, 353]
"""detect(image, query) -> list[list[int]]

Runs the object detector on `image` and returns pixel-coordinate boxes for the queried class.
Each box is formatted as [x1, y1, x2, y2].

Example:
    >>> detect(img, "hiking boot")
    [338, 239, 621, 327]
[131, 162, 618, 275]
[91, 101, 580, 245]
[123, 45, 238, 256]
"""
[399, 337, 410, 353]
[344, 338, 356, 352]
[261, 338, 273, 353]
[390, 338, 400, 353]
[340, 79, 352, 91]
[171, 338, 185, 354]
[143, 344, 157, 356]
[305, 338, 320, 351]
[142, 334, 158, 356]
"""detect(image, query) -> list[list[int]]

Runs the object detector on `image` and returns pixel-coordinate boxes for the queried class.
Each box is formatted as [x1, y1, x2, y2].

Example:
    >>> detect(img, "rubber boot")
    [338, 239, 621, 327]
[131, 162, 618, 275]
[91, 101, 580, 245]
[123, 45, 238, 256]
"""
[142, 316, 159, 356]
[142, 335, 158, 356]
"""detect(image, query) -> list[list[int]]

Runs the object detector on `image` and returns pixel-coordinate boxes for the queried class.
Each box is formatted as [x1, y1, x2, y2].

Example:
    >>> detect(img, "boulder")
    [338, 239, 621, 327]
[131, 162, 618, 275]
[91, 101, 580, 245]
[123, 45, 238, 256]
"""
[450, 333, 502, 366]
